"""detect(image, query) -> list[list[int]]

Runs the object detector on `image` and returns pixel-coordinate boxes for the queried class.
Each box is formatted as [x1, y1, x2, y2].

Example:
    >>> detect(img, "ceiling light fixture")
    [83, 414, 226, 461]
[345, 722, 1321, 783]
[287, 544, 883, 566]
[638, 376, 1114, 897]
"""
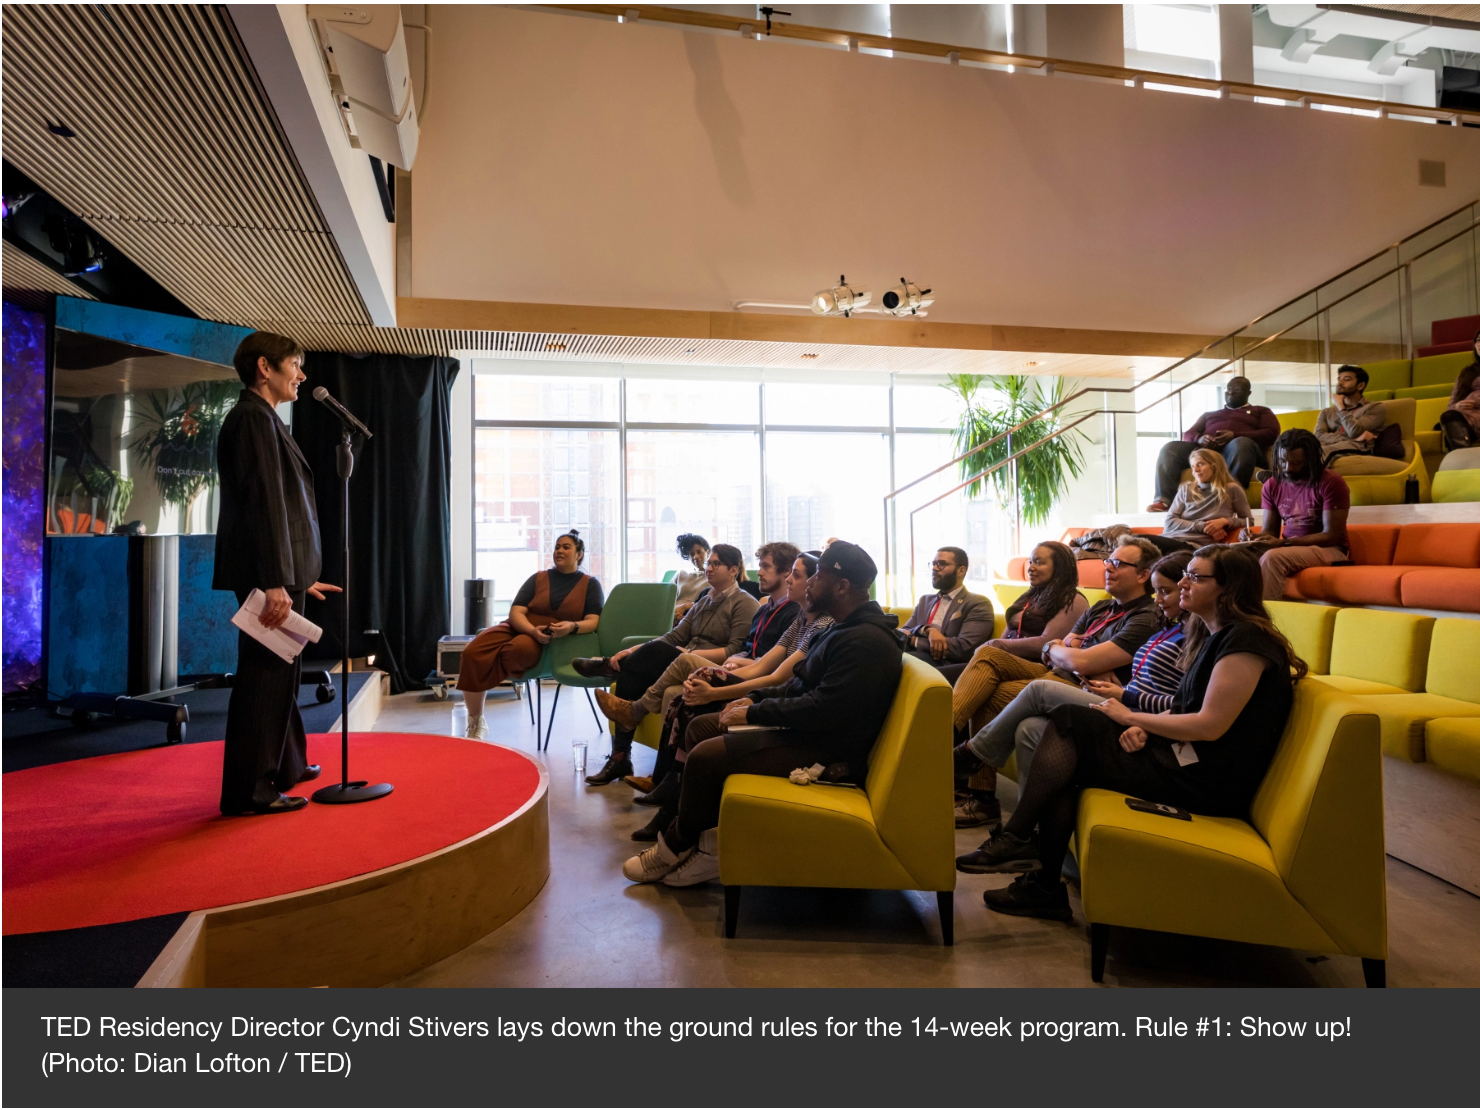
[811, 274, 871, 318]
[879, 278, 933, 317]
[800, 352, 819, 359]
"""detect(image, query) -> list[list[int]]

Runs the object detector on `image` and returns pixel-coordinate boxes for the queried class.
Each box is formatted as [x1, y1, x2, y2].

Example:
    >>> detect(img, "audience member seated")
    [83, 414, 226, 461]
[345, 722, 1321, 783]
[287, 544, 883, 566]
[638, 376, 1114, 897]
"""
[629, 554, 833, 841]
[607, 542, 801, 794]
[671, 533, 710, 621]
[1162, 449, 1252, 547]
[897, 546, 994, 670]
[1440, 339, 1480, 450]
[620, 541, 902, 887]
[457, 531, 602, 740]
[953, 540, 1089, 829]
[1314, 365, 1386, 463]
[1253, 428, 1351, 600]
[576, 544, 758, 784]
[954, 545, 1304, 922]
[1145, 376, 1279, 512]
[954, 550, 1194, 851]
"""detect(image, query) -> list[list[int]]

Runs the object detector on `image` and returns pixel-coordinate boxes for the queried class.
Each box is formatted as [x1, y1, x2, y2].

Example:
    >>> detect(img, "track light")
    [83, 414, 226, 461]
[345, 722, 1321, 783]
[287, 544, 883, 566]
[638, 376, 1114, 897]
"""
[880, 278, 933, 317]
[811, 274, 872, 317]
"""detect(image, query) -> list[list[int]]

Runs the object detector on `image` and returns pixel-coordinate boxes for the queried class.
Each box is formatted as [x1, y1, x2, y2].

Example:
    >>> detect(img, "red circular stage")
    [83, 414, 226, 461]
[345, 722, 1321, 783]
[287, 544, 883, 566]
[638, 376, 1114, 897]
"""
[3, 733, 544, 936]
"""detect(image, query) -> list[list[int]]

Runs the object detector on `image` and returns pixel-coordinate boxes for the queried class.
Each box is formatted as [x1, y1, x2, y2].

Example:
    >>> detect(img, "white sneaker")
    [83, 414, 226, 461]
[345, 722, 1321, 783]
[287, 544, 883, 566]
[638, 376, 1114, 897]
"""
[621, 833, 693, 883]
[465, 715, 488, 740]
[662, 828, 719, 886]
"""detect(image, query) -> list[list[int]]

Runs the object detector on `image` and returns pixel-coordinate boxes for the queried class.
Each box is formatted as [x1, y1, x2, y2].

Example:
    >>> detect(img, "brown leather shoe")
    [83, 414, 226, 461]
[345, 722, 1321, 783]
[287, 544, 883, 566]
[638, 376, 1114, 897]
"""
[594, 688, 642, 730]
[623, 775, 654, 793]
[571, 656, 618, 680]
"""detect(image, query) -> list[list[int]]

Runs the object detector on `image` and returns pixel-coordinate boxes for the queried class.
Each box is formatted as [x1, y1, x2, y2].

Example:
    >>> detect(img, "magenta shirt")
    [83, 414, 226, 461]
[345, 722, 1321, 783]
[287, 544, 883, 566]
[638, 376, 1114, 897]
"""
[1261, 471, 1350, 541]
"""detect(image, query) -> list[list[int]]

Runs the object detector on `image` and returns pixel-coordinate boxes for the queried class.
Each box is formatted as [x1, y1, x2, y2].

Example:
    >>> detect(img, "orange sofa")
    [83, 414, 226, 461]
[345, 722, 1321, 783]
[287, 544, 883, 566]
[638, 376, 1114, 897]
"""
[1286, 523, 1480, 612]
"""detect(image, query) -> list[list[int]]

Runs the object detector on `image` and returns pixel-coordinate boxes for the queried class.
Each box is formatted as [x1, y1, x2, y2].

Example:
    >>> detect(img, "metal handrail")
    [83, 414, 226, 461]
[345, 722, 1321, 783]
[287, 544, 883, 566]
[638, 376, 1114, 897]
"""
[886, 201, 1480, 599]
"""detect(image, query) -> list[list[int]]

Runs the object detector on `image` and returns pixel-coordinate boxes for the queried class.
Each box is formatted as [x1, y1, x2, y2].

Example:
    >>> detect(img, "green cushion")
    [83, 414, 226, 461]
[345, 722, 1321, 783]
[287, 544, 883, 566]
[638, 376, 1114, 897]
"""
[1433, 468, 1480, 503]
[1413, 351, 1473, 388]
[1278, 409, 1320, 433]
[1360, 357, 1412, 393]
[1394, 383, 1454, 400]
[1364, 389, 1395, 401]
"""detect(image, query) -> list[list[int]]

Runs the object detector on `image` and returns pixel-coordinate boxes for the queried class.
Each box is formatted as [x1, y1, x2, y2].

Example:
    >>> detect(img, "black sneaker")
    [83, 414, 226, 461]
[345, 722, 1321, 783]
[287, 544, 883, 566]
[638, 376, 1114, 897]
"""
[571, 656, 618, 680]
[982, 874, 1073, 922]
[634, 770, 680, 808]
[955, 829, 1040, 874]
[1252, 467, 1274, 484]
[585, 752, 634, 786]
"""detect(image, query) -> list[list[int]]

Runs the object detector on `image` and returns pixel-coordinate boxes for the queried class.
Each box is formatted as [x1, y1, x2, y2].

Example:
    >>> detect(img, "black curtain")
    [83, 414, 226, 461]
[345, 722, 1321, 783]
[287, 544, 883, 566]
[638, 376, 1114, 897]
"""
[294, 352, 459, 689]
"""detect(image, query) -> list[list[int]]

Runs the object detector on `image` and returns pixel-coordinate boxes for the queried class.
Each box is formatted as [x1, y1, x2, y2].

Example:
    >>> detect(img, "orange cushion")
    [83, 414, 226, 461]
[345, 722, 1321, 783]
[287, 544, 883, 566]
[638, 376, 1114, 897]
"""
[1345, 524, 1401, 566]
[1292, 566, 1406, 606]
[1392, 523, 1480, 569]
[1399, 569, 1480, 612]
[1078, 561, 1107, 588]
[1006, 557, 1027, 580]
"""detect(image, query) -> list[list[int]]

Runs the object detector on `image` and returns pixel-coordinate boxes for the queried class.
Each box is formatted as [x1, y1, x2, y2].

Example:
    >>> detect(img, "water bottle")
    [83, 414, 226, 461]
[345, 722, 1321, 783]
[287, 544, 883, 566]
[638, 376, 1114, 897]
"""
[1404, 475, 1420, 504]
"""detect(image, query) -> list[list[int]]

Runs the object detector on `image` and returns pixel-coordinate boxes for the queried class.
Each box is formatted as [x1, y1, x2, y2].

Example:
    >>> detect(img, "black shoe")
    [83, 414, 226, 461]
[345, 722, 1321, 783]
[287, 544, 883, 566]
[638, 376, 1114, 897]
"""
[297, 764, 322, 784]
[956, 829, 1040, 874]
[952, 741, 984, 777]
[634, 770, 680, 808]
[571, 656, 618, 680]
[233, 794, 308, 816]
[1253, 467, 1274, 484]
[631, 802, 676, 842]
[982, 874, 1073, 922]
[585, 752, 634, 786]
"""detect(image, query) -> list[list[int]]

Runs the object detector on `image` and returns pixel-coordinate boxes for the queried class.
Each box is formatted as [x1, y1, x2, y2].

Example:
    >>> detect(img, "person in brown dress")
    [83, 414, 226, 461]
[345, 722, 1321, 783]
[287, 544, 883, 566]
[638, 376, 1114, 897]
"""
[458, 531, 603, 738]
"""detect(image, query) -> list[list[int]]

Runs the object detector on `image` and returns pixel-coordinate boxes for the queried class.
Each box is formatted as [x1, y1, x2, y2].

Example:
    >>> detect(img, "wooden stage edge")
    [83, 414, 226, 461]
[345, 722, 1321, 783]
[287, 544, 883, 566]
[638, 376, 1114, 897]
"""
[138, 717, 550, 986]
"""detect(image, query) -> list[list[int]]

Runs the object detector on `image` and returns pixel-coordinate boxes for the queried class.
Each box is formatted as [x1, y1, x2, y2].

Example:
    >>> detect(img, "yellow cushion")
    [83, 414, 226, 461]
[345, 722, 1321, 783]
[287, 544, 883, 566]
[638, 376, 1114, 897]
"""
[992, 613, 1006, 639]
[1360, 357, 1412, 393]
[1434, 468, 1480, 503]
[1425, 718, 1480, 783]
[1278, 409, 1320, 433]
[1328, 608, 1434, 692]
[1080, 587, 1110, 605]
[886, 605, 914, 624]
[1415, 395, 1449, 431]
[1309, 674, 1409, 696]
[1266, 601, 1337, 675]
[993, 582, 1028, 610]
[1413, 350, 1473, 388]
[1349, 691, 1480, 762]
[1425, 619, 1480, 704]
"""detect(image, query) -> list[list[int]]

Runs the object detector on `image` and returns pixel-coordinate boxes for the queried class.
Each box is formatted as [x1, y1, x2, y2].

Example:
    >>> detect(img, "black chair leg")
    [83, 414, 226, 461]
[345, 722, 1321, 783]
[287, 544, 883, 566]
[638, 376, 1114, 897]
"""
[542, 685, 562, 751]
[724, 885, 741, 939]
[585, 688, 602, 729]
[936, 890, 954, 946]
[1362, 958, 1386, 988]
[525, 681, 535, 725]
[535, 681, 542, 736]
[1090, 922, 1110, 983]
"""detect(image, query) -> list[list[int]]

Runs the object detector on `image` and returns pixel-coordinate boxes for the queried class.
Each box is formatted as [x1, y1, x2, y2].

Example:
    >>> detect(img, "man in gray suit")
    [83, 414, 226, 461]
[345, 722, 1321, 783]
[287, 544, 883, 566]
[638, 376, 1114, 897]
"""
[898, 547, 993, 669]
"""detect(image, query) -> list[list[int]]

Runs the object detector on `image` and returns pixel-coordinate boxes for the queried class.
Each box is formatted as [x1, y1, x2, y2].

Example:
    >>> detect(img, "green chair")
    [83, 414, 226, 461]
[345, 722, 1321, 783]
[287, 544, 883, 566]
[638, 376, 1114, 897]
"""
[662, 570, 676, 583]
[538, 582, 677, 750]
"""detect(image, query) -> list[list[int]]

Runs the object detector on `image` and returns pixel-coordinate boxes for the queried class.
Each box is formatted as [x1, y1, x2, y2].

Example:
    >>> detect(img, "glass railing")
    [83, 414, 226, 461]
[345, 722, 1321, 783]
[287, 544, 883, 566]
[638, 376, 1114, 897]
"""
[883, 199, 1480, 603]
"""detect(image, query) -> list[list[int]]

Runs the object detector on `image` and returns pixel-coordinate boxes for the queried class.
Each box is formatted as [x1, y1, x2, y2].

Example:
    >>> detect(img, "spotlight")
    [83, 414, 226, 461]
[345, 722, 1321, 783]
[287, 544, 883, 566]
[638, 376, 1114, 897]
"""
[43, 211, 105, 277]
[811, 274, 872, 317]
[880, 278, 933, 317]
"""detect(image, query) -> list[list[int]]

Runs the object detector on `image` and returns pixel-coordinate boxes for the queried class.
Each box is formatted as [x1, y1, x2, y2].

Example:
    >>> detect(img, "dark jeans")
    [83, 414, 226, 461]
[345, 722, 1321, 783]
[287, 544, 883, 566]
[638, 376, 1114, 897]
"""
[220, 589, 309, 812]
[611, 640, 682, 754]
[1154, 437, 1265, 503]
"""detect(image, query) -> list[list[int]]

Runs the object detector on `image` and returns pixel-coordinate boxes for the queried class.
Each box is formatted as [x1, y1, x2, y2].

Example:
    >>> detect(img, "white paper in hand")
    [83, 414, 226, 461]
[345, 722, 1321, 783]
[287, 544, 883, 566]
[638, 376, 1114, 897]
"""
[232, 588, 324, 663]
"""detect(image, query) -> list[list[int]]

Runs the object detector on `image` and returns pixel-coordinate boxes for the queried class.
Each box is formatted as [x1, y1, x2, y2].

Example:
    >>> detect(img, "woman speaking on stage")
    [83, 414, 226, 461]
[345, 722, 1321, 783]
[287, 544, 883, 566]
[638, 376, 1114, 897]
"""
[458, 531, 603, 738]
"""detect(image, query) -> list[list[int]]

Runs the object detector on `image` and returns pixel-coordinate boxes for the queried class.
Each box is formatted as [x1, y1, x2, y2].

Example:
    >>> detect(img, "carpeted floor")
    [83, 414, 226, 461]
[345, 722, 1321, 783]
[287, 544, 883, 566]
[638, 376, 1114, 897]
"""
[3, 733, 542, 936]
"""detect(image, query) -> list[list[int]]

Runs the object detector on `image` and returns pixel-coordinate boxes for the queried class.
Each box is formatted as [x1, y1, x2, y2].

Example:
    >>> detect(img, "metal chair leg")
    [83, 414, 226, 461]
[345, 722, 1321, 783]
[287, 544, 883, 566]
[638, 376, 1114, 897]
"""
[526, 680, 535, 724]
[542, 684, 563, 751]
[535, 681, 542, 737]
[585, 688, 602, 729]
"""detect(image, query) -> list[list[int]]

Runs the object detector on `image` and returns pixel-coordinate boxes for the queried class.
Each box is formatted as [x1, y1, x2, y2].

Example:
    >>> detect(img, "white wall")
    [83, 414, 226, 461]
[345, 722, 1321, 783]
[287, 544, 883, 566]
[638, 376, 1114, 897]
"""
[409, 6, 1480, 339]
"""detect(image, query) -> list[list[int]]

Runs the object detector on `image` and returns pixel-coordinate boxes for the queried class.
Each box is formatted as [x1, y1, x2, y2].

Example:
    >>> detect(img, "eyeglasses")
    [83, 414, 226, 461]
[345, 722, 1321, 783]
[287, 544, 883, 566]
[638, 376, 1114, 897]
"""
[1104, 557, 1141, 570]
[929, 559, 955, 569]
[1180, 571, 1217, 583]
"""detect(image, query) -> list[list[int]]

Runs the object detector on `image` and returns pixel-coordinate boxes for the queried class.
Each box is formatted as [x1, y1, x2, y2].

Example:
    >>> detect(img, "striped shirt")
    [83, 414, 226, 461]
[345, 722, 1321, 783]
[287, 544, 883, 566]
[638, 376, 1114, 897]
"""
[778, 613, 834, 656]
[1121, 624, 1186, 714]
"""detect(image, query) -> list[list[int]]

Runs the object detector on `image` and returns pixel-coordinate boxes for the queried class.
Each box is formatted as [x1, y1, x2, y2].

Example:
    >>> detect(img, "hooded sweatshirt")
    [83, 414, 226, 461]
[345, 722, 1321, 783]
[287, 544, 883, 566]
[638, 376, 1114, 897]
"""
[746, 601, 903, 778]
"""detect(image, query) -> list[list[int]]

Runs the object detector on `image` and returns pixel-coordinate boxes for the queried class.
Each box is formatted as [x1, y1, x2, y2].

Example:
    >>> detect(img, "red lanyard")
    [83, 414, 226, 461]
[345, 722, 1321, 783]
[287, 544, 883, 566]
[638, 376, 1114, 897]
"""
[1079, 606, 1122, 643]
[1133, 626, 1181, 682]
[755, 599, 790, 644]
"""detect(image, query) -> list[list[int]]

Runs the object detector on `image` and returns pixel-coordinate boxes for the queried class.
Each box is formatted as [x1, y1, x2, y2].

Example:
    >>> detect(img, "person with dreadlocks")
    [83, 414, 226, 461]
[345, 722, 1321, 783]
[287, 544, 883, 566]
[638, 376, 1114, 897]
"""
[1252, 427, 1351, 600]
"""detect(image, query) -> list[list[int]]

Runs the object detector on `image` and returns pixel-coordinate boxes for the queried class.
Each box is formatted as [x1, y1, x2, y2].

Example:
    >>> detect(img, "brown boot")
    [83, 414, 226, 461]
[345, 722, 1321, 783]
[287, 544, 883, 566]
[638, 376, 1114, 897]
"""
[623, 775, 654, 793]
[595, 688, 643, 730]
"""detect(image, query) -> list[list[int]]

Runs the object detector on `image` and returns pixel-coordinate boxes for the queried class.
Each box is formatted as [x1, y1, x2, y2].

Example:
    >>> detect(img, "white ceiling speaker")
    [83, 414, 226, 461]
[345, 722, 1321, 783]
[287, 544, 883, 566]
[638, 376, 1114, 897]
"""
[810, 275, 872, 317]
[880, 278, 933, 317]
[309, 5, 419, 169]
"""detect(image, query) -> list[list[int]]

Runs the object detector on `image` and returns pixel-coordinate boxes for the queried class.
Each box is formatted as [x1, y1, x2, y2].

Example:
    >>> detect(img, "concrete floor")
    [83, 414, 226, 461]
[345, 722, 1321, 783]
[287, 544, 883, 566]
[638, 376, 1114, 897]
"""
[377, 684, 1480, 988]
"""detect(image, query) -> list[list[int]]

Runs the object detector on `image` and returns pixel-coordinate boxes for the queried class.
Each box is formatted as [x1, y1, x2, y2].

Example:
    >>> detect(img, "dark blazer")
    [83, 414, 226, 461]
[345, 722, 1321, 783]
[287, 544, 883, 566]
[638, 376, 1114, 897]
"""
[213, 389, 322, 593]
[899, 587, 995, 663]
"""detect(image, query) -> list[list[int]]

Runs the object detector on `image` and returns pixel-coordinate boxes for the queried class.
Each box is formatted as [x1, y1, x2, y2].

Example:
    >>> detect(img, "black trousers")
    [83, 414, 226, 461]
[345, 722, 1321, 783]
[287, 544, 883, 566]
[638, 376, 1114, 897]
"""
[1153, 437, 1266, 502]
[611, 640, 682, 753]
[220, 589, 309, 812]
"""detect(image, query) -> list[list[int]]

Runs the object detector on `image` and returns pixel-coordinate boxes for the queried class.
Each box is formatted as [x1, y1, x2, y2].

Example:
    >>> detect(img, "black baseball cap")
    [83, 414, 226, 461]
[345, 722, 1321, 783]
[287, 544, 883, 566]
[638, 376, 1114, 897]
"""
[818, 540, 876, 590]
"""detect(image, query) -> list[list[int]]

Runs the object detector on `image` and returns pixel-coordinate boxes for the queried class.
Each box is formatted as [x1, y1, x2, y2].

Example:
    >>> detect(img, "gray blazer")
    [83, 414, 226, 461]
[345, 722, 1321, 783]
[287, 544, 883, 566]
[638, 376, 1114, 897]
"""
[899, 588, 994, 664]
[660, 584, 759, 655]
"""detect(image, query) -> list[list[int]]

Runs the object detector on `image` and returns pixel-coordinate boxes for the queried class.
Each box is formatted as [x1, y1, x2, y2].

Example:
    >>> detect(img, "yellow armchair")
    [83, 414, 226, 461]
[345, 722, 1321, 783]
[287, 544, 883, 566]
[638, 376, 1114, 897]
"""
[1077, 680, 1387, 985]
[717, 654, 956, 943]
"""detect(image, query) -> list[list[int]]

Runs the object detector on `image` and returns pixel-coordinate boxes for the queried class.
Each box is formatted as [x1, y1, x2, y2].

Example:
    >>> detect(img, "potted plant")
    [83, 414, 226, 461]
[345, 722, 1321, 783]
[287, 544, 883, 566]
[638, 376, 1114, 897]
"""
[949, 374, 1086, 541]
[130, 380, 238, 532]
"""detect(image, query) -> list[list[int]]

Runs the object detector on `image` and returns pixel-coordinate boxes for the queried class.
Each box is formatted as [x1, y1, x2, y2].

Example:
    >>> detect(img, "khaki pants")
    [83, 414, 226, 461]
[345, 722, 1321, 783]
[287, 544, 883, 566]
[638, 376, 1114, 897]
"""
[952, 644, 1076, 791]
[1258, 544, 1346, 600]
[634, 651, 718, 718]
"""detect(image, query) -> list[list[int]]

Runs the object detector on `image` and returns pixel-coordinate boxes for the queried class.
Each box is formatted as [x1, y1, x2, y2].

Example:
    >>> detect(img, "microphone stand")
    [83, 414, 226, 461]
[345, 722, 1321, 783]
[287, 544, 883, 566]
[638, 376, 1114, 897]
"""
[313, 426, 393, 804]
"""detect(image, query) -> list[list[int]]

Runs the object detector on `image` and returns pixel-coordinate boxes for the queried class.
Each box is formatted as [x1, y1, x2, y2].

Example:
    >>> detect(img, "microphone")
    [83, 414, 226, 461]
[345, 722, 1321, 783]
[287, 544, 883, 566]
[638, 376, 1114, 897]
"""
[312, 386, 373, 439]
